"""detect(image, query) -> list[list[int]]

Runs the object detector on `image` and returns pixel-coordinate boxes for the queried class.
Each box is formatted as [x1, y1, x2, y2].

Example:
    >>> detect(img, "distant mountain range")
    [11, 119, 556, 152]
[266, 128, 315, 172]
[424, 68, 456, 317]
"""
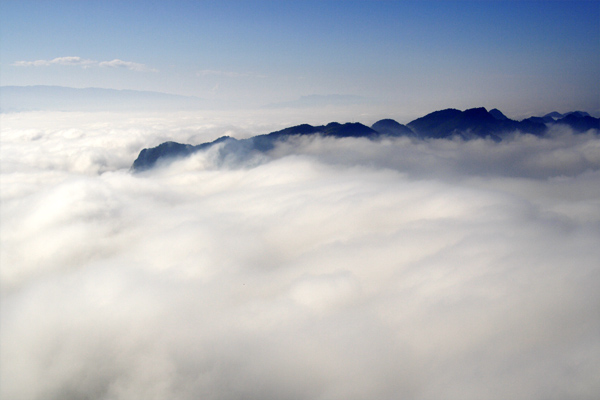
[0, 85, 214, 112]
[1, 86, 374, 112]
[263, 94, 369, 109]
[132, 107, 600, 171]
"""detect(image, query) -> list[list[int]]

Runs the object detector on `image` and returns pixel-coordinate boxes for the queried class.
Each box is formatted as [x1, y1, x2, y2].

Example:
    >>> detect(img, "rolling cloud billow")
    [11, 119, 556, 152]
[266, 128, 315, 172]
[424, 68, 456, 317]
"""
[1, 107, 600, 400]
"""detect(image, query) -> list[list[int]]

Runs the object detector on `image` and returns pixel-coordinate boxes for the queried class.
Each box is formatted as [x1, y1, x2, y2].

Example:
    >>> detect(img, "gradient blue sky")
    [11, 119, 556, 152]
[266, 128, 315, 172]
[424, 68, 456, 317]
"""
[1, 0, 599, 116]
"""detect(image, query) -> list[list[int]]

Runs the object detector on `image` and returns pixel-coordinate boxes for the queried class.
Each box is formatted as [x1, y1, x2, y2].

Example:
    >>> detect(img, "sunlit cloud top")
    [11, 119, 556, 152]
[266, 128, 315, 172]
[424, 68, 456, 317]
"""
[1, 110, 599, 399]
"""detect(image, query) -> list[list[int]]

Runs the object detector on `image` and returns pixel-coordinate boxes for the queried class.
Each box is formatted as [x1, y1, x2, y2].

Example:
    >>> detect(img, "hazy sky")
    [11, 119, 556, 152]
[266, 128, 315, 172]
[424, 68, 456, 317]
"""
[1, 0, 599, 116]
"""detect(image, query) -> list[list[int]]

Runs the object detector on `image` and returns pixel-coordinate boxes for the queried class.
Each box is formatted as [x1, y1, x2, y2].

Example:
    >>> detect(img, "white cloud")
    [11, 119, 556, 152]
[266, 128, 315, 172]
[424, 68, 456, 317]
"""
[12, 56, 96, 68]
[12, 56, 156, 72]
[98, 59, 157, 72]
[1, 111, 599, 399]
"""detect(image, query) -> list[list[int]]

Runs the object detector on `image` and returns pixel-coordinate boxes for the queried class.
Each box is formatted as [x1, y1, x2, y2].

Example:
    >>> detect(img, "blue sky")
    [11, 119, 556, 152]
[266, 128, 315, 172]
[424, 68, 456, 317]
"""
[1, 0, 599, 116]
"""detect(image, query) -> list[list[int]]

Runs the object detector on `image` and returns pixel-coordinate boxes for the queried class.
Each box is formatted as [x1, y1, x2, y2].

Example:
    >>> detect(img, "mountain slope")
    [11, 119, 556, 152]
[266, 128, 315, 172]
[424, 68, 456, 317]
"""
[132, 122, 380, 171]
[489, 108, 508, 120]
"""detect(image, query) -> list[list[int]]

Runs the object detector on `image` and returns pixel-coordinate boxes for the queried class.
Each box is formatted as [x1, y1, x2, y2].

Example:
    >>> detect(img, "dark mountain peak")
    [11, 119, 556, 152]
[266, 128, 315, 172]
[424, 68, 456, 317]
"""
[268, 124, 319, 138]
[521, 116, 547, 124]
[543, 111, 563, 119]
[536, 111, 599, 131]
[323, 122, 343, 134]
[371, 119, 415, 137]
[423, 108, 463, 119]
[462, 107, 497, 124]
[542, 111, 591, 120]
[463, 107, 489, 116]
[564, 111, 591, 118]
[489, 108, 508, 120]
[406, 109, 461, 139]
[286, 123, 315, 131]
[408, 107, 546, 139]
[407, 107, 496, 139]
[372, 118, 399, 126]
[205, 135, 234, 146]
[556, 114, 600, 132]
[132, 136, 233, 171]
[132, 141, 194, 172]
[266, 122, 376, 140]
[323, 122, 376, 138]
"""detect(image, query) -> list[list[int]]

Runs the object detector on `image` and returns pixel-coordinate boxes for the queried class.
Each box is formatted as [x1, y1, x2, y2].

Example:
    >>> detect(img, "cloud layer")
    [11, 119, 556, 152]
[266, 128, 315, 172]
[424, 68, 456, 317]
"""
[1, 111, 599, 399]
[12, 56, 157, 72]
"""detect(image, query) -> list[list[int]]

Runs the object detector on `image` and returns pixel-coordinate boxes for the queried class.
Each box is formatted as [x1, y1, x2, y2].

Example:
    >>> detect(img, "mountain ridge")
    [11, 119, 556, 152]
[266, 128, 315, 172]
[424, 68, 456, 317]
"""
[131, 107, 600, 172]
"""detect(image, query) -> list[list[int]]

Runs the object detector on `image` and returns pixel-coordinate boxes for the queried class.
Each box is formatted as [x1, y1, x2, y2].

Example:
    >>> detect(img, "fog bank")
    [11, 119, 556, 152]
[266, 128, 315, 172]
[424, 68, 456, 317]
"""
[1, 111, 599, 399]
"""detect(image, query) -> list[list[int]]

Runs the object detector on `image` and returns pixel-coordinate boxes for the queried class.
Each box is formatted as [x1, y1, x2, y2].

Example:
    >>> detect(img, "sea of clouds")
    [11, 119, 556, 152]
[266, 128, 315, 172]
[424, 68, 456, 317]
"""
[1, 110, 599, 399]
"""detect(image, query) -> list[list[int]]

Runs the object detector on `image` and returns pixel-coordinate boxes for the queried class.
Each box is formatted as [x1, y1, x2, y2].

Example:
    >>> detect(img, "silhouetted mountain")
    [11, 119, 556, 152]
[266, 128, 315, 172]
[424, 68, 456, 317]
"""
[256, 122, 378, 150]
[132, 122, 379, 171]
[537, 111, 598, 131]
[131, 107, 597, 172]
[568, 111, 591, 118]
[132, 136, 232, 171]
[322, 122, 377, 138]
[521, 117, 547, 125]
[542, 111, 591, 120]
[406, 108, 462, 138]
[543, 111, 564, 121]
[555, 114, 600, 132]
[489, 108, 508, 120]
[517, 117, 550, 135]
[538, 115, 557, 123]
[267, 122, 377, 139]
[371, 119, 415, 137]
[407, 107, 547, 140]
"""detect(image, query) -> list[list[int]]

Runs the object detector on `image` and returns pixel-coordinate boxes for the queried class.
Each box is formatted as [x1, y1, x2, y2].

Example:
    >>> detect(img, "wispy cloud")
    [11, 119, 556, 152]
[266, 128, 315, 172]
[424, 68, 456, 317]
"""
[12, 56, 157, 72]
[12, 56, 96, 68]
[98, 59, 157, 72]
